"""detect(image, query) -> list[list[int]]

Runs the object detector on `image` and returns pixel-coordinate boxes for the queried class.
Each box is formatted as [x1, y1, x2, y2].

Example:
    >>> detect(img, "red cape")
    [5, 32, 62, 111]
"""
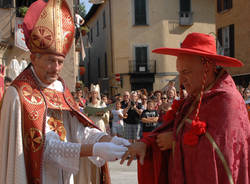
[139, 71, 250, 184]
[139, 121, 173, 184]
[171, 71, 250, 184]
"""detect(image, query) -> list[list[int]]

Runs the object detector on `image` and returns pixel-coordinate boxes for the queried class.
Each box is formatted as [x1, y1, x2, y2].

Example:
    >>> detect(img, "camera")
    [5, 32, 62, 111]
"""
[130, 101, 135, 106]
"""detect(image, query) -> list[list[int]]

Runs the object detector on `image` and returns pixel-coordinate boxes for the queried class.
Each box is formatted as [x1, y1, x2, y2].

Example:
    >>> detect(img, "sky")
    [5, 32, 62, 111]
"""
[80, 0, 92, 14]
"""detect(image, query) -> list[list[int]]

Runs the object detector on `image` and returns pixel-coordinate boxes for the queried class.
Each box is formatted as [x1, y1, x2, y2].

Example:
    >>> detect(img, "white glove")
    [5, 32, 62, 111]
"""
[88, 156, 106, 167]
[93, 142, 128, 161]
[111, 136, 131, 146]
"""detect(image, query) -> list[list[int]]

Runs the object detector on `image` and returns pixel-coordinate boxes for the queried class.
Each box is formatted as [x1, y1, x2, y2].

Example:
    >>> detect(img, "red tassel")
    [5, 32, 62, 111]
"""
[183, 119, 206, 146]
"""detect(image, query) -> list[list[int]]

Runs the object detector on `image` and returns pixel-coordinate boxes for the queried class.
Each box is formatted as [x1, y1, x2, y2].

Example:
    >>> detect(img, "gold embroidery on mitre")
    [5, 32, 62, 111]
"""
[24, 128, 44, 152]
[48, 117, 66, 141]
[28, 0, 74, 56]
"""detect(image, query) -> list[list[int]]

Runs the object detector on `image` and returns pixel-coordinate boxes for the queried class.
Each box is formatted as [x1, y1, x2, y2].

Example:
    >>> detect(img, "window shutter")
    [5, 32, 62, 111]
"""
[228, 0, 233, 9]
[103, 11, 106, 28]
[217, 0, 222, 12]
[217, 28, 222, 47]
[104, 53, 107, 77]
[135, 47, 147, 64]
[134, 0, 146, 25]
[229, 24, 234, 57]
[98, 58, 101, 78]
[0, 0, 13, 8]
[96, 21, 99, 36]
[180, 0, 191, 12]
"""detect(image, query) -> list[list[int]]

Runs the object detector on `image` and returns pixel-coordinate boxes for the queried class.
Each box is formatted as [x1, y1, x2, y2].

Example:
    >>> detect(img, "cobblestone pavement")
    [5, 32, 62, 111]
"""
[108, 160, 138, 184]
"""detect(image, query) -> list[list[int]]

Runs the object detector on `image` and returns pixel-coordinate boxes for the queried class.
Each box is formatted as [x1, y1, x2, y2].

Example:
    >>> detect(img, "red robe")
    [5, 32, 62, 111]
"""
[140, 71, 250, 184]
[171, 71, 250, 184]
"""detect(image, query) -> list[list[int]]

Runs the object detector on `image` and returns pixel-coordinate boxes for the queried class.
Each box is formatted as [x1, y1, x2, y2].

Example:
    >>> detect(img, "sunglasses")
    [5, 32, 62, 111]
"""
[161, 97, 167, 100]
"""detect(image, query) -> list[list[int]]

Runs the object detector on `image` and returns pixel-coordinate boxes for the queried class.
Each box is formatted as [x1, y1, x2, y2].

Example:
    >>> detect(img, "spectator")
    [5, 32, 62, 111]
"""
[158, 94, 171, 124]
[111, 101, 124, 137]
[101, 94, 108, 105]
[121, 91, 130, 109]
[166, 87, 176, 104]
[154, 90, 162, 109]
[123, 91, 143, 142]
[141, 94, 148, 111]
[4, 76, 12, 91]
[141, 100, 159, 138]
[76, 88, 86, 109]
[140, 88, 148, 97]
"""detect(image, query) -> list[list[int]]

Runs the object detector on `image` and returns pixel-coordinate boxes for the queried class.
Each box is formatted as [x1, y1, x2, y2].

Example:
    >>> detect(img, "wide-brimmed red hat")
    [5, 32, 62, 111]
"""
[152, 32, 243, 67]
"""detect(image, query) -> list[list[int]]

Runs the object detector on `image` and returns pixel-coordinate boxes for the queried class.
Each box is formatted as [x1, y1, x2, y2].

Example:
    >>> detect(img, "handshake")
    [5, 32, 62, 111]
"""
[92, 136, 131, 162]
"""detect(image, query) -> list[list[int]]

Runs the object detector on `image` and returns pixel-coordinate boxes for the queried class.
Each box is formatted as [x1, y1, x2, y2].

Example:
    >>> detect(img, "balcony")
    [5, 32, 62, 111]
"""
[128, 60, 156, 74]
[179, 11, 193, 26]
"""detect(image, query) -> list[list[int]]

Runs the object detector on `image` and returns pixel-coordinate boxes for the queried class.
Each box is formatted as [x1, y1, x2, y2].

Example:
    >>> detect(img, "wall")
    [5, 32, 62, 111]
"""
[216, 0, 250, 75]
[111, 0, 215, 91]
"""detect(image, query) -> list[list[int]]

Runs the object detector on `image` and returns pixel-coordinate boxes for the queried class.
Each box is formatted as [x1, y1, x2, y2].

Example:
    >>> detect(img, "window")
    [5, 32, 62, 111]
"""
[0, 0, 13, 8]
[135, 46, 148, 72]
[90, 28, 93, 43]
[16, 0, 36, 7]
[88, 49, 91, 81]
[96, 21, 99, 37]
[217, 0, 232, 12]
[217, 24, 234, 57]
[180, 0, 191, 12]
[134, 0, 147, 25]
[104, 53, 108, 77]
[98, 57, 101, 78]
[103, 11, 106, 29]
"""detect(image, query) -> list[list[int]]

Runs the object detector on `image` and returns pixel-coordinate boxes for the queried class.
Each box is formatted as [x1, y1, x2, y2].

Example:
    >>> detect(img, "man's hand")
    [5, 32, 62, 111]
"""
[156, 131, 173, 151]
[120, 142, 147, 166]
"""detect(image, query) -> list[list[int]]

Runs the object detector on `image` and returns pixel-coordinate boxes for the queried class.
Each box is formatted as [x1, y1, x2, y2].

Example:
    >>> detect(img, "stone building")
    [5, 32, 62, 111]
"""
[83, 0, 215, 95]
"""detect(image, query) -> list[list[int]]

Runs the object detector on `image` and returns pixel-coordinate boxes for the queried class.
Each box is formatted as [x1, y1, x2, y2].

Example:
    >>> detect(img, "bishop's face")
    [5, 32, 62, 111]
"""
[31, 53, 64, 85]
[176, 54, 204, 96]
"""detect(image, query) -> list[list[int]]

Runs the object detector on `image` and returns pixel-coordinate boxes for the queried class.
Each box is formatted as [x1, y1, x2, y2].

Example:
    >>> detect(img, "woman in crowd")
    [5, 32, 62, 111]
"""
[85, 84, 109, 132]
[111, 100, 125, 137]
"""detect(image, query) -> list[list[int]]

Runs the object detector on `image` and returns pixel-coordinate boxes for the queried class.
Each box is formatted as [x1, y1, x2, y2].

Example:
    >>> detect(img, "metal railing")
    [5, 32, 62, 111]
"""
[128, 60, 156, 74]
[179, 11, 193, 26]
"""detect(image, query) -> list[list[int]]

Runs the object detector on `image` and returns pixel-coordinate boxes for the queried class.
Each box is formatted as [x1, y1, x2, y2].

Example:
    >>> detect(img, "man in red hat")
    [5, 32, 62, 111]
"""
[0, 0, 130, 184]
[121, 32, 250, 184]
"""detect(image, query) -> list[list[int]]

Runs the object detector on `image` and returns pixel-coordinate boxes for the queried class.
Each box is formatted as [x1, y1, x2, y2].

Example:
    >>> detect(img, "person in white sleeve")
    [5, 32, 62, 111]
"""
[0, 1, 129, 184]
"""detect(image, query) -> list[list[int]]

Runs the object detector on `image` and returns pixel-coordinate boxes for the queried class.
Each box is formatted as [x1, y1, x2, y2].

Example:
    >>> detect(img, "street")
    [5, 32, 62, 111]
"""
[108, 160, 138, 184]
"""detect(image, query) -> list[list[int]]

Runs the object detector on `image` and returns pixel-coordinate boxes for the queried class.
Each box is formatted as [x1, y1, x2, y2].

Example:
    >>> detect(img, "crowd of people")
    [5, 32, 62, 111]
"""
[72, 80, 189, 142]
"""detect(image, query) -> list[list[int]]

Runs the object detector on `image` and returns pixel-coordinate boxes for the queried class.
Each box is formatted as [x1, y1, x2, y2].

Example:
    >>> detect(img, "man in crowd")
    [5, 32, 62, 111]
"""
[121, 33, 250, 184]
[123, 91, 143, 142]
[121, 90, 130, 109]
[0, 0, 129, 184]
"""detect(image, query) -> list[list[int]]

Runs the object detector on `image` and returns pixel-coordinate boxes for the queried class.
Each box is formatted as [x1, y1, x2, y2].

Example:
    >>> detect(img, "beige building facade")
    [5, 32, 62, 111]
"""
[0, 0, 79, 91]
[83, 0, 215, 96]
[216, 0, 250, 88]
